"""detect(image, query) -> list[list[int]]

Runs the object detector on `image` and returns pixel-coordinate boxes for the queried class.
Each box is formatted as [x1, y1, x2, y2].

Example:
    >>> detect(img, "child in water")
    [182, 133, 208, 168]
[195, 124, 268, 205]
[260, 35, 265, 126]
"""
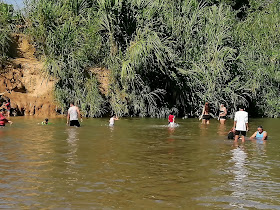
[109, 115, 119, 126]
[168, 114, 178, 127]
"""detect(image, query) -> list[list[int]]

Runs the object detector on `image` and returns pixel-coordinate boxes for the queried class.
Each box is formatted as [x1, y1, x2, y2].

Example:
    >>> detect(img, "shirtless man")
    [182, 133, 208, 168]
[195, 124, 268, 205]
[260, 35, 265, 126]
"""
[67, 102, 82, 127]
[109, 115, 119, 126]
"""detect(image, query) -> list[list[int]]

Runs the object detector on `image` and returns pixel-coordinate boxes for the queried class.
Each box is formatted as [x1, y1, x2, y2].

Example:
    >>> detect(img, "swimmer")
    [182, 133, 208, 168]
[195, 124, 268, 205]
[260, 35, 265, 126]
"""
[228, 127, 236, 140]
[0, 109, 12, 127]
[250, 126, 268, 141]
[109, 115, 119, 126]
[42, 118, 49, 125]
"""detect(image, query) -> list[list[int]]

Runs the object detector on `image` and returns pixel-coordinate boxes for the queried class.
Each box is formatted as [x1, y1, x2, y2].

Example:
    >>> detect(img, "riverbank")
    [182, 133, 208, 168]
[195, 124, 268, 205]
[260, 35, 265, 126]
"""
[0, 34, 57, 117]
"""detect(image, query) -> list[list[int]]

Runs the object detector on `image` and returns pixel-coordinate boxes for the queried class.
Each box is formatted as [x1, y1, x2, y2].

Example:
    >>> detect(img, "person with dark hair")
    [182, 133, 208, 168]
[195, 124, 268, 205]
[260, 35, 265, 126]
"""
[218, 104, 227, 124]
[109, 115, 119, 126]
[42, 118, 49, 125]
[201, 102, 211, 124]
[228, 127, 236, 140]
[67, 102, 82, 127]
[250, 126, 268, 141]
[0, 109, 12, 127]
[233, 106, 249, 142]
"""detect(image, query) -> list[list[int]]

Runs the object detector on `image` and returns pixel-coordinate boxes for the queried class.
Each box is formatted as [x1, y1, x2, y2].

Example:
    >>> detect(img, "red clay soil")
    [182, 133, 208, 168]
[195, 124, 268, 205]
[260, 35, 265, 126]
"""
[0, 34, 57, 117]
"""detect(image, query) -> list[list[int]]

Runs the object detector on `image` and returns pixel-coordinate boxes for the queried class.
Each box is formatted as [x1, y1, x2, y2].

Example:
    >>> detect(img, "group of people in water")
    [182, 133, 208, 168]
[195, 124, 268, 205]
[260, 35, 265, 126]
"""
[200, 102, 227, 125]
[0, 101, 268, 143]
[169, 102, 268, 143]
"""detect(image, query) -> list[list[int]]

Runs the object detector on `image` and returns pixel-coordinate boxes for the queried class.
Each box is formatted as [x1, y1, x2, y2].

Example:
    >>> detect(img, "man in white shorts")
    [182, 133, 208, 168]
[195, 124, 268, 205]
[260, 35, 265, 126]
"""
[233, 106, 249, 142]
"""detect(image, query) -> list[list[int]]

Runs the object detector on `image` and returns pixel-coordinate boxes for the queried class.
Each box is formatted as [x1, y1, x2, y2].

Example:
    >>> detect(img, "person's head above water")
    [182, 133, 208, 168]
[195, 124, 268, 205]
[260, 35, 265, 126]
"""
[257, 126, 264, 133]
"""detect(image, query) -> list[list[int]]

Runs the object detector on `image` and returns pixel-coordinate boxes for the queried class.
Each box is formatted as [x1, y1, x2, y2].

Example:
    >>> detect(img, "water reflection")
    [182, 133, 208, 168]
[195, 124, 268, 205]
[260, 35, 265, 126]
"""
[65, 127, 79, 179]
[217, 123, 227, 136]
[229, 145, 249, 203]
[198, 123, 208, 137]
[0, 117, 280, 209]
[167, 126, 175, 143]
[251, 139, 267, 156]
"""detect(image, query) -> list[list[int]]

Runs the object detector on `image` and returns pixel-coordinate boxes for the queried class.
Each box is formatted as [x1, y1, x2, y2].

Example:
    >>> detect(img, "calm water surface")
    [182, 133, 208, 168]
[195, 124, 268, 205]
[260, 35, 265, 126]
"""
[0, 117, 280, 209]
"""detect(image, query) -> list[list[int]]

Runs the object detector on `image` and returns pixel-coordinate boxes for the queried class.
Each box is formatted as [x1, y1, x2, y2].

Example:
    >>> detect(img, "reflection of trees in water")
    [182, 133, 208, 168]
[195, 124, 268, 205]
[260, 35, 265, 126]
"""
[229, 146, 249, 203]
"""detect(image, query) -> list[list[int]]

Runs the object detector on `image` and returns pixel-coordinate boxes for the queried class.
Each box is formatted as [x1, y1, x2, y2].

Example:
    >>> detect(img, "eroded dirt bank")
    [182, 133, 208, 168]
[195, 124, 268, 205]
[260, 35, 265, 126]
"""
[0, 34, 57, 117]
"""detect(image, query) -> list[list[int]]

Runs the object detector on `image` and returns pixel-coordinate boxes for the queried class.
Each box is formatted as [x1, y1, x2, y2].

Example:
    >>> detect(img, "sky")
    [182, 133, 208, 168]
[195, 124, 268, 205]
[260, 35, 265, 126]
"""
[2, 0, 24, 9]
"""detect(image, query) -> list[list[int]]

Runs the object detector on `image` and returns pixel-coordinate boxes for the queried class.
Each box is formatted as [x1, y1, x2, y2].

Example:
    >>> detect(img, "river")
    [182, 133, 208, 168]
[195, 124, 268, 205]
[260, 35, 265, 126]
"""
[0, 117, 280, 209]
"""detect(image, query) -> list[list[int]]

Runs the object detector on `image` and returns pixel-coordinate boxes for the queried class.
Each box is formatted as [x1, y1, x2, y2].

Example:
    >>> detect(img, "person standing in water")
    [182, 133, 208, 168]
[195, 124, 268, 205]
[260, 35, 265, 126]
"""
[0, 109, 12, 127]
[67, 102, 82, 127]
[218, 104, 227, 124]
[168, 114, 176, 127]
[233, 106, 249, 143]
[201, 102, 211, 124]
[109, 115, 119, 126]
[250, 126, 268, 141]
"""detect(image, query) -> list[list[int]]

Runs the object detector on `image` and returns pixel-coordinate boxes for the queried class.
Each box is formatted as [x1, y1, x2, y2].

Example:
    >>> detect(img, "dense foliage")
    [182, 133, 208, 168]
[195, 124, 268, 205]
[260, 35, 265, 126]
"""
[6, 0, 280, 117]
[0, 1, 22, 66]
[0, 2, 13, 65]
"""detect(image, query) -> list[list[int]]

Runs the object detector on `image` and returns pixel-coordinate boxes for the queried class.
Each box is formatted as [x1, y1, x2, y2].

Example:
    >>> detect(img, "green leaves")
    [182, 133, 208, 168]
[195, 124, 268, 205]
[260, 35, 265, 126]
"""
[23, 0, 280, 117]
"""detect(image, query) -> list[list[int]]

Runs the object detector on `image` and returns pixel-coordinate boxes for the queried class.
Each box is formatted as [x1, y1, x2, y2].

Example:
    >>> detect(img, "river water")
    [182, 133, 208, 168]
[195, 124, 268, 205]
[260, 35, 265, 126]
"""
[0, 117, 280, 209]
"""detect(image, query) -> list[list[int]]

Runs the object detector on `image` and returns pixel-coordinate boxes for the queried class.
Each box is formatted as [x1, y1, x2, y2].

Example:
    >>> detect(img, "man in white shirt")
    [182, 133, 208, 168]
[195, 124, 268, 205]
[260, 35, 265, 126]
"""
[67, 102, 82, 127]
[233, 106, 249, 142]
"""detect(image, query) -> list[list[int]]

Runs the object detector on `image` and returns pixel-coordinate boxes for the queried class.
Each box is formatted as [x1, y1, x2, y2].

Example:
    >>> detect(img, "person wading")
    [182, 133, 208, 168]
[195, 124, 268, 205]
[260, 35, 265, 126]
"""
[233, 106, 249, 143]
[109, 115, 119, 126]
[218, 104, 227, 124]
[0, 109, 12, 127]
[201, 102, 211, 124]
[67, 102, 82, 127]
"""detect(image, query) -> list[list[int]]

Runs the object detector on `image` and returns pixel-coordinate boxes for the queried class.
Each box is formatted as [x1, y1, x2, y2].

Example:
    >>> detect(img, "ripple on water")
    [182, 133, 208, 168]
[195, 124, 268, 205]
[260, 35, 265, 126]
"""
[0, 117, 280, 209]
